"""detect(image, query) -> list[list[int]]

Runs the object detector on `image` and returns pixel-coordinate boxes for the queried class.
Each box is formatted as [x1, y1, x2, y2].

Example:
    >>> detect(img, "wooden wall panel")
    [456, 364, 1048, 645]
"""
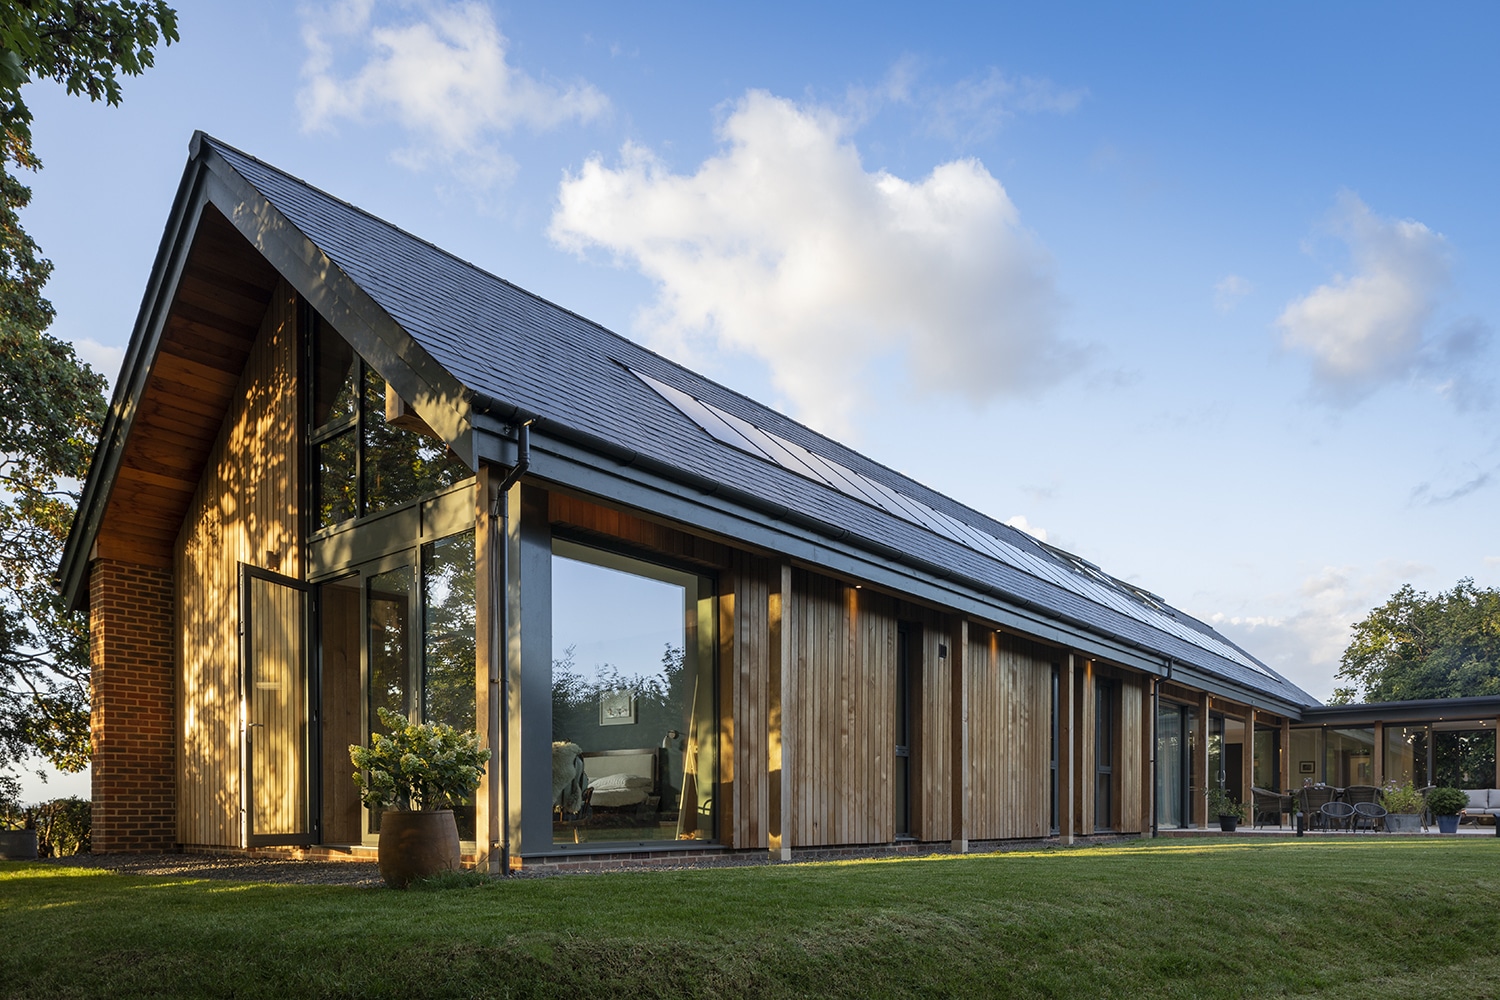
[967, 633, 1053, 841]
[1118, 673, 1144, 833]
[720, 552, 771, 849]
[175, 281, 299, 849]
[786, 571, 897, 846]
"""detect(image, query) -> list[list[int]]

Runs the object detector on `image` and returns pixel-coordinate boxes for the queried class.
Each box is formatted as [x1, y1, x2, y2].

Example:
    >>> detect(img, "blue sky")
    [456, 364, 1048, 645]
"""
[18, 2, 1500, 795]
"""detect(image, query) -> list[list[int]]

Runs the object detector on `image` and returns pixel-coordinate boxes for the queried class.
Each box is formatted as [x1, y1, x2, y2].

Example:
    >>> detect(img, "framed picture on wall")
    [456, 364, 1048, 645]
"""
[600, 690, 637, 726]
[1299, 760, 1315, 774]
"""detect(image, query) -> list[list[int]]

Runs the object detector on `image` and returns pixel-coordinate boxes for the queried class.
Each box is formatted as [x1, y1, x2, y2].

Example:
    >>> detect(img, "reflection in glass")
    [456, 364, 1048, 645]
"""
[1384, 725, 1429, 787]
[312, 322, 359, 428]
[1324, 727, 1375, 787]
[424, 533, 476, 730]
[551, 542, 715, 845]
[1289, 728, 1321, 786]
[1434, 726, 1496, 788]
[363, 368, 470, 516]
[423, 531, 476, 838]
[1157, 704, 1184, 828]
[1253, 726, 1281, 791]
[316, 431, 357, 529]
[366, 565, 412, 834]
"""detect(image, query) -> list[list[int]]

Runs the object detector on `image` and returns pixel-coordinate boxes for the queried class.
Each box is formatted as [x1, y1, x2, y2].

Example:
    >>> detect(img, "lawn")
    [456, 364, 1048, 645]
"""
[3, 838, 1499, 999]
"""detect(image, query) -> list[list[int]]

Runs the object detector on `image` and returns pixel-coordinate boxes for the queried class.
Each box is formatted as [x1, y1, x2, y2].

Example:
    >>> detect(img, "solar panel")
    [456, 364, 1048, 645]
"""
[633, 369, 1274, 679]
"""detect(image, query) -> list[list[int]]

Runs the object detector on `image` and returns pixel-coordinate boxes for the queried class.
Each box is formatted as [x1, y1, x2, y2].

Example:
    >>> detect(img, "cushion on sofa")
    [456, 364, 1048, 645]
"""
[1464, 789, 1492, 811]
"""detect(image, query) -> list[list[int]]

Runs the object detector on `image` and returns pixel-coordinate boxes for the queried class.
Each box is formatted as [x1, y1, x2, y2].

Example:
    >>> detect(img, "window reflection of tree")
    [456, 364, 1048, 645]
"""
[423, 533, 476, 732]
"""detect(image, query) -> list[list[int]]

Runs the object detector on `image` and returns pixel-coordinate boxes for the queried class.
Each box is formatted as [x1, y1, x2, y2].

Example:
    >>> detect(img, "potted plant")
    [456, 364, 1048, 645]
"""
[1380, 781, 1425, 833]
[1427, 786, 1468, 834]
[350, 707, 488, 888]
[1206, 787, 1243, 832]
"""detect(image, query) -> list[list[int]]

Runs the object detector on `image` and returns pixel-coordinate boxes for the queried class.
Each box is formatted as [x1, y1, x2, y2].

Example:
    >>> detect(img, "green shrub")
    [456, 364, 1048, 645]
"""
[349, 707, 487, 812]
[1427, 786, 1469, 816]
[1206, 786, 1244, 819]
[1380, 782, 1426, 814]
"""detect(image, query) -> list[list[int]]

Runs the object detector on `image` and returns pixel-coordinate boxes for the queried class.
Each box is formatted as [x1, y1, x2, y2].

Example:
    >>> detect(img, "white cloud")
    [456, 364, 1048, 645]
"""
[298, 0, 607, 184]
[550, 90, 1075, 435]
[922, 68, 1086, 145]
[1276, 192, 1454, 400]
[1214, 274, 1251, 313]
[1004, 514, 1048, 543]
[1209, 561, 1428, 702]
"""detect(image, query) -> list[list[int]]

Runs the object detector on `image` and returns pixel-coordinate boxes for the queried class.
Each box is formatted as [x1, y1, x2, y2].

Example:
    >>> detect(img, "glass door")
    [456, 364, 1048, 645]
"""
[1156, 702, 1187, 829]
[242, 565, 315, 847]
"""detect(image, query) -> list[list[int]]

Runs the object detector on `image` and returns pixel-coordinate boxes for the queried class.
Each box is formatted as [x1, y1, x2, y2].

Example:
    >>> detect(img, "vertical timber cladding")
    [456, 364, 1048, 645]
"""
[965, 631, 1053, 840]
[175, 280, 301, 848]
[786, 569, 900, 847]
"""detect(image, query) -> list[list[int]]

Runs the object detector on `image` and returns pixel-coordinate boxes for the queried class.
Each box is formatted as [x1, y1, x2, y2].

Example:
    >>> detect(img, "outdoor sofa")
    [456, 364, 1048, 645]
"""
[1461, 789, 1500, 824]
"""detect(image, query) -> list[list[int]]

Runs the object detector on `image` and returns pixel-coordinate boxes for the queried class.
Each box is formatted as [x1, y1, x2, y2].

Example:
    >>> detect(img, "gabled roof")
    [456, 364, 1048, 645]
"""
[64, 133, 1318, 713]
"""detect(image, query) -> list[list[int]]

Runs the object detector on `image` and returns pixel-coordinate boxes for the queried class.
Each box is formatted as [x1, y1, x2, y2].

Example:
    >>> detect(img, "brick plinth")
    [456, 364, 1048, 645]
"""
[90, 559, 176, 852]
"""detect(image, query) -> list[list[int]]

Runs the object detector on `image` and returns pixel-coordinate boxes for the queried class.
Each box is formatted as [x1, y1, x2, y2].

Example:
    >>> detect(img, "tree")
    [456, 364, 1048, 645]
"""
[0, 2, 176, 791]
[1330, 579, 1500, 705]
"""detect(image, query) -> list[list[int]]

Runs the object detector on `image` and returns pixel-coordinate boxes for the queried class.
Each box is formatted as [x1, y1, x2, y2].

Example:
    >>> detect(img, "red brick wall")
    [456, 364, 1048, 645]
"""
[90, 558, 177, 852]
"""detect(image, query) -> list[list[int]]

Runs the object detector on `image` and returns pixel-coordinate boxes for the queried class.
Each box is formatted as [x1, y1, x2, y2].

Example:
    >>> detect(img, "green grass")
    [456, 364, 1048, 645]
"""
[4, 838, 1499, 998]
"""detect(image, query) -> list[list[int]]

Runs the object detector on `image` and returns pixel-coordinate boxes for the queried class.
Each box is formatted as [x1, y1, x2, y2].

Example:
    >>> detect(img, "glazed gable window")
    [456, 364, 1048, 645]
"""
[310, 317, 471, 530]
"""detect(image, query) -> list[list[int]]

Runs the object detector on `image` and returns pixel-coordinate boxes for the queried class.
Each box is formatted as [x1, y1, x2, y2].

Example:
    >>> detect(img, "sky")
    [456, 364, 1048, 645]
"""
[16, 2, 1500, 797]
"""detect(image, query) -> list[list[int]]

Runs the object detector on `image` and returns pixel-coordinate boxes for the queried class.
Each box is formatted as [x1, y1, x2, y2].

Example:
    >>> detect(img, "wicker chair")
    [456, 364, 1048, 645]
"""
[1343, 784, 1380, 806]
[1301, 786, 1335, 829]
[1251, 786, 1288, 828]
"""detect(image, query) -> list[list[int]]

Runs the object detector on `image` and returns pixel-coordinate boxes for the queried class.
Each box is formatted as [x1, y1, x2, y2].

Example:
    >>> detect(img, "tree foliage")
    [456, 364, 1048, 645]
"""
[0, 2, 175, 785]
[2, 1, 178, 329]
[0, 320, 105, 778]
[1331, 579, 1500, 704]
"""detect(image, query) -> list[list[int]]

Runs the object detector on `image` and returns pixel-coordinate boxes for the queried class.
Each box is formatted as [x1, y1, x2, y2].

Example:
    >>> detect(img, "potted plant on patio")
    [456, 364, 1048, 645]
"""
[350, 707, 488, 888]
[1206, 787, 1244, 832]
[1427, 786, 1468, 834]
[1379, 781, 1425, 833]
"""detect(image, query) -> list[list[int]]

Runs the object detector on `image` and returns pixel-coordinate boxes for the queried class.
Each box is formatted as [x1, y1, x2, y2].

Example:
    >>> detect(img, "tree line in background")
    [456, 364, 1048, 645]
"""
[1330, 579, 1500, 705]
[0, 2, 176, 805]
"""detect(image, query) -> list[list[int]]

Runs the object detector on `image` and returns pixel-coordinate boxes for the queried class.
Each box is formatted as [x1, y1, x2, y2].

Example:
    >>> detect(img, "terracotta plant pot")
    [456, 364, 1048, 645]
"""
[377, 809, 460, 888]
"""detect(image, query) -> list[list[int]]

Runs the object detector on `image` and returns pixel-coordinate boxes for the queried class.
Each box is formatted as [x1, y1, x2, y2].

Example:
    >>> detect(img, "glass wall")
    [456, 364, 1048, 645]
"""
[1289, 728, 1321, 787]
[1252, 725, 1281, 791]
[1324, 728, 1375, 787]
[551, 540, 716, 845]
[310, 317, 470, 530]
[1384, 726, 1429, 787]
[1434, 725, 1496, 789]
[1157, 703, 1186, 828]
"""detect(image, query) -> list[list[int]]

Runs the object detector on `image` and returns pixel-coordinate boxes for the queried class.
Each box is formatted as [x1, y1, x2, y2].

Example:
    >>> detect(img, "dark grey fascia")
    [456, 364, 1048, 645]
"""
[472, 408, 1310, 718]
[1296, 696, 1500, 728]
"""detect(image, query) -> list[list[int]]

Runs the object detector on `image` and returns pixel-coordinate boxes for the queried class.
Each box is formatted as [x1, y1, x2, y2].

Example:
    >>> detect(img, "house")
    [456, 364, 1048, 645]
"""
[60, 135, 1497, 866]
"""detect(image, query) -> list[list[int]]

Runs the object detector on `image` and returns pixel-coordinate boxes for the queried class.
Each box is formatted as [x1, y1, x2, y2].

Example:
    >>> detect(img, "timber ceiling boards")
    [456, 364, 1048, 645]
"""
[635, 368, 1277, 681]
[96, 206, 280, 567]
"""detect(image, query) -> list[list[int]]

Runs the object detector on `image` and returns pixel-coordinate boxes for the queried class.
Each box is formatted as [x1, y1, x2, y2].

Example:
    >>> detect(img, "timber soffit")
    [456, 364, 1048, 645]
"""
[64, 132, 1317, 713]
